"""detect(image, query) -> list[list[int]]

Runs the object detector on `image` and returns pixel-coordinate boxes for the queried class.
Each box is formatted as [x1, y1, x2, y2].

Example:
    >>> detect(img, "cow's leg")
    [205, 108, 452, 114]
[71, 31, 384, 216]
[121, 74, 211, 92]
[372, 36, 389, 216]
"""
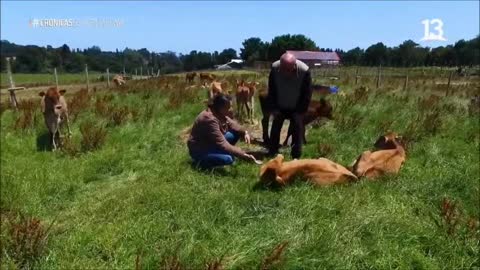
[246, 102, 251, 123]
[51, 131, 57, 151]
[251, 97, 255, 121]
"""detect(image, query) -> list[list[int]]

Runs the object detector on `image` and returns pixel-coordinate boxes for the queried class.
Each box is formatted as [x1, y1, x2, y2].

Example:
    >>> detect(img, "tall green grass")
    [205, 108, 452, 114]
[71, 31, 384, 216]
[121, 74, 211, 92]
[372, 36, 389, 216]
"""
[0, 72, 478, 269]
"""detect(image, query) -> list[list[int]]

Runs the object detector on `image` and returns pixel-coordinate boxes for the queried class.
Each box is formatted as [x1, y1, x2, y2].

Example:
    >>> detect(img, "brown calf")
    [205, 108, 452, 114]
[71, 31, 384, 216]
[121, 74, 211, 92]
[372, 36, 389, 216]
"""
[112, 75, 126, 86]
[39, 87, 72, 151]
[351, 132, 406, 179]
[185, 72, 197, 83]
[259, 154, 358, 187]
[259, 92, 333, 145]
[235, 80, 257, 121]
[199, 72, 216, 82]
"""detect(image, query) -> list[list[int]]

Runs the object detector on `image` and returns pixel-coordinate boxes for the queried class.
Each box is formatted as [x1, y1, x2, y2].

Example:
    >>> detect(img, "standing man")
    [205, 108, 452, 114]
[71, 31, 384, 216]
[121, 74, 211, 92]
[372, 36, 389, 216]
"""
[266, 52, 312, 159]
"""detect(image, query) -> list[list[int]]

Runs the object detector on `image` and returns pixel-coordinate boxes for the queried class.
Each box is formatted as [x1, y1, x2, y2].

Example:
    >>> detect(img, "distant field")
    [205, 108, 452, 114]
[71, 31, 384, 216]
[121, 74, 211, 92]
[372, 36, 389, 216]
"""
[3, 66, 477, 89]
[0, 72, 102, 88]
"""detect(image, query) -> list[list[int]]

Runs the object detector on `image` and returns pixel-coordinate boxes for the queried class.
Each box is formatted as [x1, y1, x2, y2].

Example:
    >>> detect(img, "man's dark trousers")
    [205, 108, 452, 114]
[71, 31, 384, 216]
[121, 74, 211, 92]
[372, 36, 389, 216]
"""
[268, 110, 304, 159]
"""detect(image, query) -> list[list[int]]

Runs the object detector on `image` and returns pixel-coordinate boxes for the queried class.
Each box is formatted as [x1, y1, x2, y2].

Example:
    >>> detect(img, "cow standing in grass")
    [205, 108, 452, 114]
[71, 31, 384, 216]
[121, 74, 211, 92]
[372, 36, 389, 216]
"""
[186, 72, 197, 83]
[39, 87, 72, 151]
[113, 75, 126, 86]
[235, 80, 257, 122]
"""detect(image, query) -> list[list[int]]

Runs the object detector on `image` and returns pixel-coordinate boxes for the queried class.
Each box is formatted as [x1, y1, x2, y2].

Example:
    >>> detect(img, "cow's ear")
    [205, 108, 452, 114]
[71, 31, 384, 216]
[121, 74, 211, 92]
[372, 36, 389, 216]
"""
[39, 92, 45, 97]
[59, 89, 67, 95]
[374, 136, 387, 149]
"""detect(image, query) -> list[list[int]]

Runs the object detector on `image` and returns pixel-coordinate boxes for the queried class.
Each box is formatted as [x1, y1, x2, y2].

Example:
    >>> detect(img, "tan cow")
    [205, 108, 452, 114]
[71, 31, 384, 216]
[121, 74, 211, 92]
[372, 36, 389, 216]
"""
[199, 72, 216, 82]
[112, 75, 126, 86]
[185, 72, 197, 83]
[235, 80, 257, 121]
[283, 98, 333, 146]
[259, 154, 358, 187]
[351, 132, 406, 179]
[39, 87, 72, 151]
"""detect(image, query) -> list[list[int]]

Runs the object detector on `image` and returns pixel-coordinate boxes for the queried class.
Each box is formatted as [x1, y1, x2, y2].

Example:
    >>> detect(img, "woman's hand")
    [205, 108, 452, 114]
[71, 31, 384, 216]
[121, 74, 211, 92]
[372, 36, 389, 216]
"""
[244, 131, 251, 144]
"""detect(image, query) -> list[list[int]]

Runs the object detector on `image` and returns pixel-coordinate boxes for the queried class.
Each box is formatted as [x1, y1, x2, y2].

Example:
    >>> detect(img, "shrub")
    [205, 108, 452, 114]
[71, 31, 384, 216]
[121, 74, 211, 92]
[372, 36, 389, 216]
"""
[2, 211, 52, 269]
[14, 99, 39, 131]
[80, 121, 107, 152]
[68, 88, 92, 122]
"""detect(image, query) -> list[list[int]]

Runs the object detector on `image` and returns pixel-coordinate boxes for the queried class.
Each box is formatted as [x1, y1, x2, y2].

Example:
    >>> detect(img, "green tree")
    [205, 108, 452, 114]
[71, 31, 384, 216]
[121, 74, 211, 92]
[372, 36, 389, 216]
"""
[267, 34, 318, 61]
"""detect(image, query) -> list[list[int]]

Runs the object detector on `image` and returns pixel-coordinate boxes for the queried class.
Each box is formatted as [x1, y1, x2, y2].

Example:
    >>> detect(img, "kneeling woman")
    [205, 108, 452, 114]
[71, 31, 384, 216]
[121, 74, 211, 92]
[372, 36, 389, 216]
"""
[188, 94, 257, 169]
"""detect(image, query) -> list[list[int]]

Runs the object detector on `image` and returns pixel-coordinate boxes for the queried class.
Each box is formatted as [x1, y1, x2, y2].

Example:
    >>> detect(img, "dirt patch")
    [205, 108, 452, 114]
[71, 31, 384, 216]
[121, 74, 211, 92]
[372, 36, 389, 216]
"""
[178, 119, 292, 145]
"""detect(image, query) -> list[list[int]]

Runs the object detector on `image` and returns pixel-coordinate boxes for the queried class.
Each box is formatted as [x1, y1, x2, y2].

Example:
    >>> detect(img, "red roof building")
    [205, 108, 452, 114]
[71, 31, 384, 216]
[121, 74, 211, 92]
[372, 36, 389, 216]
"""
[286, 50, 341, 67]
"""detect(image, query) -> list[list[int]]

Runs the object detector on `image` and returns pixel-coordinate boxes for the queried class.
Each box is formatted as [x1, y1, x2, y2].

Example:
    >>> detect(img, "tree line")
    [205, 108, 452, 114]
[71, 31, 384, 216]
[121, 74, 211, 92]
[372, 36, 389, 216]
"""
[1, 34, 478, 74]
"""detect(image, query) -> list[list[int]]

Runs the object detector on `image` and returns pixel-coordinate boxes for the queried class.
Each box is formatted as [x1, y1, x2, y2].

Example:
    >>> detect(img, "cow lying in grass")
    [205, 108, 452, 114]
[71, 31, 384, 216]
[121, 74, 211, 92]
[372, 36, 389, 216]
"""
[259, 154, 358, 187]
[259, 92, 333, 146]
[350, 132, 406, 179]
[39, 87, 72, 151]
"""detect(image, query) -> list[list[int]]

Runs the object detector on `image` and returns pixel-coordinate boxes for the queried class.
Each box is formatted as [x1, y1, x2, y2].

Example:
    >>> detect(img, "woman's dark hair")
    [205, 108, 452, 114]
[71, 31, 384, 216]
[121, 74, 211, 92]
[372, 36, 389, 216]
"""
[211, 94, 232, 111]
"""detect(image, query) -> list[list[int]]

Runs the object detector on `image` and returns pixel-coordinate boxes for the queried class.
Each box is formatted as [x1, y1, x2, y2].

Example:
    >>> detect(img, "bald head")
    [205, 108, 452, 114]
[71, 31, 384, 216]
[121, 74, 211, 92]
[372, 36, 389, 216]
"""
[279, 52, 297, 76]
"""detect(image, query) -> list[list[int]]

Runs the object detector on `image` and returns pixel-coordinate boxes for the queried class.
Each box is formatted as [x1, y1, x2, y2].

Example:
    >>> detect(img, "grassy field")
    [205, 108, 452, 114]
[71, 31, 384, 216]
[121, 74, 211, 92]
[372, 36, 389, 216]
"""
[0, 73, 103, 89]
[1, 69, 479, 269]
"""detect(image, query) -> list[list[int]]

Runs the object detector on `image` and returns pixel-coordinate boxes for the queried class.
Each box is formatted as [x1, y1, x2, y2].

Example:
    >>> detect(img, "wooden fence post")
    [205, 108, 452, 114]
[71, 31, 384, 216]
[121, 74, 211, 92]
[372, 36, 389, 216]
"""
[6, 57, 18, 110]
[123, 66, 126, 77]
[135, 68, 138, 77]
[85, 64, 90, 91]
[446, 70, 453, 96]
[106, 68, 110, 88]
[54, 67, 59, 88]
[376, 65, 382, 89]
[140, 67, 143, 77]
[355, 67, 359, 85]
[8, 89, 18, 110]
[6, 57, 15, 89]
[403, 69, 409, 91]
[157, 69, 160, 77]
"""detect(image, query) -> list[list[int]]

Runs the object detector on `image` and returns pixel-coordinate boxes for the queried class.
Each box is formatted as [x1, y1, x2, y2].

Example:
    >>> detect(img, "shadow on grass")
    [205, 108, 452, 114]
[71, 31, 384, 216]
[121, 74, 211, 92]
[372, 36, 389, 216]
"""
[251, 181, 284, 192]
[36, 131, 52, 152]
[188, 160, 237, 177]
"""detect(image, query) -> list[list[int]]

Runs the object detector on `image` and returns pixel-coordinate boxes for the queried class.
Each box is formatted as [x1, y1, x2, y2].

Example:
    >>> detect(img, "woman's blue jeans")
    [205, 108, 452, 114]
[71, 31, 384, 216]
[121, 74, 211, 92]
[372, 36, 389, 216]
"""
[191, 131, 240, 169]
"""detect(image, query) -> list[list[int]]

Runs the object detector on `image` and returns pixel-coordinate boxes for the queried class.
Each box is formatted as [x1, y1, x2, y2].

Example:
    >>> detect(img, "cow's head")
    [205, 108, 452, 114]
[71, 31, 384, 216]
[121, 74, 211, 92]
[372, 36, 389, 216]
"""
[317, 98, 333, 120]
[236, 79, 245, 88]
[39, 87, 66, 115]
[259, 154, 285, 186]
[374, 132, 401, 150]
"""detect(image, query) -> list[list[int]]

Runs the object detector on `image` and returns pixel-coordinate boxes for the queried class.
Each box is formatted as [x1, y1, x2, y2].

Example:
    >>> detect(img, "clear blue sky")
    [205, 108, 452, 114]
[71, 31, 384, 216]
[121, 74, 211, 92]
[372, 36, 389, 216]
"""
[1, 1, 478, 54]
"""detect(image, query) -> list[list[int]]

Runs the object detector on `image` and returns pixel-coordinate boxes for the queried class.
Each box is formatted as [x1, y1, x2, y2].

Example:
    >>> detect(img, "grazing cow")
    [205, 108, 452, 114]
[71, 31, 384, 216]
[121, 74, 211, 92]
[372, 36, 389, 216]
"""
[202, 81, 224, 100]
[112, 75, 126, 86]
[39, 87, 72, 151]
[185, 72, 197, 83]
[199, 72, 216, 83]
[351, 132, 406, 179]
[283, 98, 333, 146]
[235, 80, 256, 121]
[259, 154, 358, 187]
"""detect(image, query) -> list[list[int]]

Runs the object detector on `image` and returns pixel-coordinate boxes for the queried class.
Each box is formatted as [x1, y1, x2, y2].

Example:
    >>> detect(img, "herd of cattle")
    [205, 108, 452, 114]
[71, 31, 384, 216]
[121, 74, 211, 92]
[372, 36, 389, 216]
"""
[36, 71, 407, 188]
